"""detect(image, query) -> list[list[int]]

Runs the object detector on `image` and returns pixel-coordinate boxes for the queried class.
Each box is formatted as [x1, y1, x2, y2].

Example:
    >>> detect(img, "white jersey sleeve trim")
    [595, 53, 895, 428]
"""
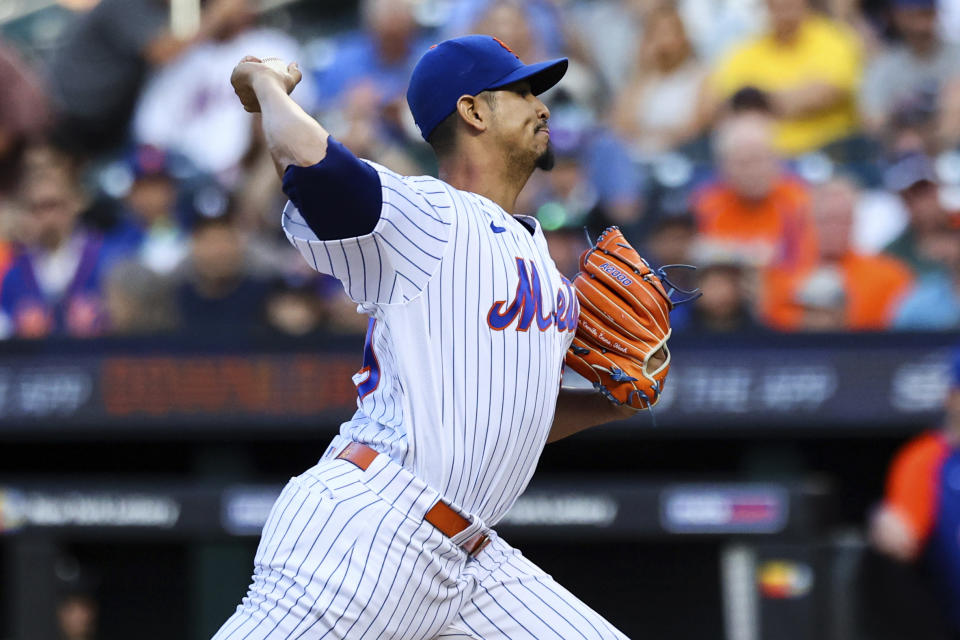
[281, 160, 454, 305]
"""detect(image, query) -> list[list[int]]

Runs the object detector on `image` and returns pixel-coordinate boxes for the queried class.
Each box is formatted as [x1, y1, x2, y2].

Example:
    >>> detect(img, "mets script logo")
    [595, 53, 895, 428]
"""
[487, 258, 578, 332]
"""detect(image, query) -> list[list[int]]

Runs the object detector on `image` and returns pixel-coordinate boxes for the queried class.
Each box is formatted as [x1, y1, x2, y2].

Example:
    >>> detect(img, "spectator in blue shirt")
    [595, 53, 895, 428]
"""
[1, 165, 109, 338]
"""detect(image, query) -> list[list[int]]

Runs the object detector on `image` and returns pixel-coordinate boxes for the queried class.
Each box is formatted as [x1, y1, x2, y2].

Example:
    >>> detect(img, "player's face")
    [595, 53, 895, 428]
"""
[486, 81, 554, 172]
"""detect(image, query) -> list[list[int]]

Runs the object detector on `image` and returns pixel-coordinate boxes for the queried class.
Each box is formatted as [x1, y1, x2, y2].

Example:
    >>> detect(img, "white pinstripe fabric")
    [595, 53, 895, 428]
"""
[213, 440, 629, 640]
[281, 162, 578, 527]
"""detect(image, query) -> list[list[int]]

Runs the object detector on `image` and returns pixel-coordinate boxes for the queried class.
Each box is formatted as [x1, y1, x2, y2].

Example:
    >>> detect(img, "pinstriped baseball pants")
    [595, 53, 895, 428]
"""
[212, 441, 629, 640]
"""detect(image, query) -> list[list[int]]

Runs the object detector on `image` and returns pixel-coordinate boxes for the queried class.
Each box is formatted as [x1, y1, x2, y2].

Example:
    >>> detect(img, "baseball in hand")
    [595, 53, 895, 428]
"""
[260, 57, 290, 75]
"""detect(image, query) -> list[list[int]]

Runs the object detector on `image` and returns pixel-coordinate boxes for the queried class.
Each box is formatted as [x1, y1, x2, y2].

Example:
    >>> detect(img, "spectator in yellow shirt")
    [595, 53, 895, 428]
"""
[709, 0, 863, 155]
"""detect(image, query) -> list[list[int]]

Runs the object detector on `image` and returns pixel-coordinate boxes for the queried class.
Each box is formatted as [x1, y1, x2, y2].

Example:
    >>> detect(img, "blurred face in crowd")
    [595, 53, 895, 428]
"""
[126, 175, 176, 226]
[901, 180, 944, 231]
[20, 171, 83, 251]
[474, 2, 534, 62]
[547, 156, 582, 199]
[766, 0, 808, 40]
[643, 7, 693, 72]
[191, 220, 244, 284]
[267, 290, 322, 336]
[716, 114, 780, 201]
[895, 7, 938, 52]
[697, 265, 745, 324]
[646, 219, 694, 268]
[812, 179, 857, 261]
[57, 595, 97, 640]
[364, 0, 417, 60]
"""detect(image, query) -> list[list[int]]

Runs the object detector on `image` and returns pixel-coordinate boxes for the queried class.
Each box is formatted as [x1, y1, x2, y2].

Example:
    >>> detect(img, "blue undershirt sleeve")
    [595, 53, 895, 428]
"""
[281, 137, 382, 240]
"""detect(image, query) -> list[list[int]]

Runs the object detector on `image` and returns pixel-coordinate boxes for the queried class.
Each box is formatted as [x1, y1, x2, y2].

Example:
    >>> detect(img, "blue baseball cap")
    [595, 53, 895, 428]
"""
[406, 35, 568, 141]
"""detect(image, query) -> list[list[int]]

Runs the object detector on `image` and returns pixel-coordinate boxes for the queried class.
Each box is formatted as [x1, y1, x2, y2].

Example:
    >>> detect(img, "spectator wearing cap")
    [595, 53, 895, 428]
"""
[691, 111, 818, 272]
[174, 204, 269, 336]
[0, 165, 108, 338]
[883, 153, 957, 277]
[609, 3, 710, 158]
[860, 0, 960, 145]
[762, 177, 914, 330]
[102, 145, 188, 276]
[870, 348, 960, 636]
[708, 0, 863, 155]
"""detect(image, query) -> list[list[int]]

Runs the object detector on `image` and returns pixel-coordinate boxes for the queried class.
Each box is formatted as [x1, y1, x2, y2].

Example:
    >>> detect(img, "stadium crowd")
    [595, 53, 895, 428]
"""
[0, 0, 958, 339]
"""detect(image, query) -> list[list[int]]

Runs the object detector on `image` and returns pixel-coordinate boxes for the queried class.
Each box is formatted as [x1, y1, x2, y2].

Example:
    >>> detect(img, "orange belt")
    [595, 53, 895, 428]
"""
[336, 442, 491, 558]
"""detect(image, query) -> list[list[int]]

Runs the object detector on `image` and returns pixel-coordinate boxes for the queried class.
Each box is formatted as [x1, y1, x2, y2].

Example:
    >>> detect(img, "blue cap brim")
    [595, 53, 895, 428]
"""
[487, 57, 568, 95]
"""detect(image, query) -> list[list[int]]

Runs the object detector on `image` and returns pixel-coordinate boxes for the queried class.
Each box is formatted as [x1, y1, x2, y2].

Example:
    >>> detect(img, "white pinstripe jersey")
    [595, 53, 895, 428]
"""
[282, 160, 579, 526]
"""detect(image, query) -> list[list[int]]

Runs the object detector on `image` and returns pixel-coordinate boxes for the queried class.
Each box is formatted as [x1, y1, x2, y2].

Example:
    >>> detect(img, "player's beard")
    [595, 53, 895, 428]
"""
[535, 140, 555, 171]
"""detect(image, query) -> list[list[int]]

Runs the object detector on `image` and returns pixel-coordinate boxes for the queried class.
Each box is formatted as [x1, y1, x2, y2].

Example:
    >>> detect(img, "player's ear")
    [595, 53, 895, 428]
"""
[456, 95, 488, 133]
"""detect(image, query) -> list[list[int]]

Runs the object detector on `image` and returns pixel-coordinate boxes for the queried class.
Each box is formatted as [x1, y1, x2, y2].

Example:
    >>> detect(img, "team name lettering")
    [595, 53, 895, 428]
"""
[487, 258, 578, 332]
[598, 261, 632, 286]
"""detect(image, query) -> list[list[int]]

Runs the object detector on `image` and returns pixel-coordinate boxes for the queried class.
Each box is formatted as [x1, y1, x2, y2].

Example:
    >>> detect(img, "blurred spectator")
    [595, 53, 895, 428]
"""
[793, 264, 849, 330]
[329, 81, 423, 177]
[133, 18, 313, 180]
[102, 145, 188, 275]
[48, 0, 253, 156]
[0, 164, 108, 339]
[678, 0, 765, 61]
[643, 214, 696, 269]
[860, 0, 960, 148]
[691, 112, 818, 271]
[265, 274, 324, 337]
[883, 153, 958, 276]
[55, 567, 99, 640]
[175, 206, 268, 336]
[104, 259, 178, 335]
[470, 1, 543, 64]
[445, 0, 570, 61]
[678, 258, 762, 332]
[762, 177, 914, 330]
[609, 3, 710, 158]
[870, 348, 960, 635]
[894, 226, 960, 329]
[0, 40, 50, 196]
[312, 0, 429, 112]
[709, 0, 863, 155]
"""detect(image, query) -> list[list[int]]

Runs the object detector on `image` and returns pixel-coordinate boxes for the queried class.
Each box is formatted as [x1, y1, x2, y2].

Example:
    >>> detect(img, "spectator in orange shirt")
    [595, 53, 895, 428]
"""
[762, 176, 914, 330]
[691, 111, 817, 271]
